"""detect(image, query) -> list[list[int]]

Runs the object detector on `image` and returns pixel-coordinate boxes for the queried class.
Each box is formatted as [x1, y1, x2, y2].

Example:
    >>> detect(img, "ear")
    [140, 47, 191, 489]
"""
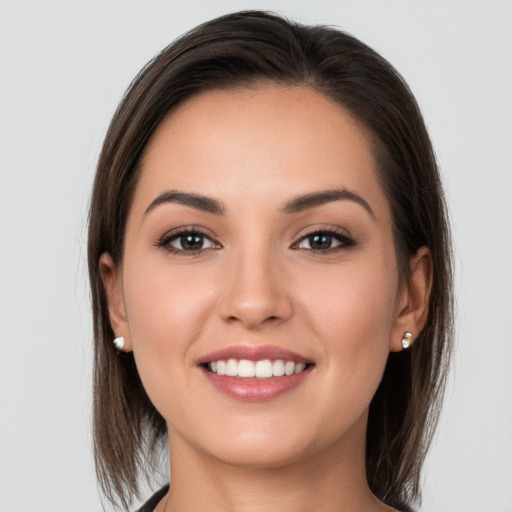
[99, 252, 132, 352]
[390, 246, 433, 352]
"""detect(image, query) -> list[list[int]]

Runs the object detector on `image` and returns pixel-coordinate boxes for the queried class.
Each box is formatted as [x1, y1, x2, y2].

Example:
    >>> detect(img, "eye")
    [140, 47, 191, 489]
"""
[157, 229, 219, 254]
[294, 230, 355, 252]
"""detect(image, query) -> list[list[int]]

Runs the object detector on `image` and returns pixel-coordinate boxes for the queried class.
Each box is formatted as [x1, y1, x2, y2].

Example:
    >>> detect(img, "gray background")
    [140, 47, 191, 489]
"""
[0, 1, 511, 510]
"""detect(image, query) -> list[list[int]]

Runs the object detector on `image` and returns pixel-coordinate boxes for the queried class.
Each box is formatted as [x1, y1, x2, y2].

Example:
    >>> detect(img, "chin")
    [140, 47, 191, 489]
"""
[182, 417, 330, 470]
[210, 438, 309, 470]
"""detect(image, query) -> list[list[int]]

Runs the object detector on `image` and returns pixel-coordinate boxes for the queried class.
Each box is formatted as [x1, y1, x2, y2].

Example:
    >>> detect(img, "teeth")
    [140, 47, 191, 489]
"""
[294, 363, 306, 374]
[272, 360, 285, 376]
[226, 359, 238, 377]
[255, 360, 273, 378]
[207, 358, 308, 378]
[238, 359, 255, 377]
[284, 361, 295, 376]
[217, 360, 226, 375]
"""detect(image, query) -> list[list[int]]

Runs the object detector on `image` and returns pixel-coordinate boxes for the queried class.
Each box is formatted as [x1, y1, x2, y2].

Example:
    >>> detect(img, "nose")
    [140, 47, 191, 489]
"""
[218, 247, 293, 330]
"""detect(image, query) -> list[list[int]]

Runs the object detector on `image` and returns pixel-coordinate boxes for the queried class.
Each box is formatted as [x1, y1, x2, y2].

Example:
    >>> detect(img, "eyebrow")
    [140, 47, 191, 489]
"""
[144, 188, 374, 219]
[282, 189, 375, 218]
[144, 190, 225, 216]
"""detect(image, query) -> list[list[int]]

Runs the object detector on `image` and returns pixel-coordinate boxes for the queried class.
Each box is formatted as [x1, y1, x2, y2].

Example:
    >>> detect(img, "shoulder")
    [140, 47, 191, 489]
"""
[133, 485, 169, 512]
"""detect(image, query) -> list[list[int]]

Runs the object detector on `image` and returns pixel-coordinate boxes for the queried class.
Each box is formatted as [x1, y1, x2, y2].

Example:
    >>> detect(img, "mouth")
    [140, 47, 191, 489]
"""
[198, 345, 314, 401]
[203, 359, 310, 378]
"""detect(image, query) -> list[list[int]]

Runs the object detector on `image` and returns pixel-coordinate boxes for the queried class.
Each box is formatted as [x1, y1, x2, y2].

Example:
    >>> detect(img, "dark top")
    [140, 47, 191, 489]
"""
[135, 485, 169, 512]
[135, 485, 414, 512]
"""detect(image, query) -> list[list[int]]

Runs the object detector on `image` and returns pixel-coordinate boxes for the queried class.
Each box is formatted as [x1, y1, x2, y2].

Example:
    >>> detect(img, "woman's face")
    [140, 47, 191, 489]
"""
[104, 86, 415, 468]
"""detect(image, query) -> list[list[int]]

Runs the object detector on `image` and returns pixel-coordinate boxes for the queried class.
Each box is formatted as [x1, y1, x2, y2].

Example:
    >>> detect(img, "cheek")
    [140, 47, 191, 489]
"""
[297, 255, 398, 402]
[124, 250, 216, 338]
[121, 255, 217, 409]
[301, 253, 397, 333]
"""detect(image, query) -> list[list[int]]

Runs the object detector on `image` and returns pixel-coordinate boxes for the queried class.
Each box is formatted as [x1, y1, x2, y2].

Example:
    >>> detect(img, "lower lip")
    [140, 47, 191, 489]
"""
[201, 367, 311, 401]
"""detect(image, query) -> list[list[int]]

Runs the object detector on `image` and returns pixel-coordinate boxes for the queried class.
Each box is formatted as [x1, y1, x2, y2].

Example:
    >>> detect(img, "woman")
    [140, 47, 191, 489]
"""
[88, 10, 453, 512]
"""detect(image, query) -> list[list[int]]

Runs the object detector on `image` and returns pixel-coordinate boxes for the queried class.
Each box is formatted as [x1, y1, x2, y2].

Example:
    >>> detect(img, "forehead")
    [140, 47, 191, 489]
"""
[133, 85, 390, 218]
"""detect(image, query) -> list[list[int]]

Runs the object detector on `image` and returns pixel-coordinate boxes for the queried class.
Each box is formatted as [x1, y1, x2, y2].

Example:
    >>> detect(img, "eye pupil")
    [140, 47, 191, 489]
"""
[309, 234, 332, 250]
[181, 234, 203, 250]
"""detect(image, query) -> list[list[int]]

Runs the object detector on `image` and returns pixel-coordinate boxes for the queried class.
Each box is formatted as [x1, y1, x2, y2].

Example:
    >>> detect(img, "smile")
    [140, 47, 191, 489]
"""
[208, 359, 307, 378]
[198, 345, 314, 401]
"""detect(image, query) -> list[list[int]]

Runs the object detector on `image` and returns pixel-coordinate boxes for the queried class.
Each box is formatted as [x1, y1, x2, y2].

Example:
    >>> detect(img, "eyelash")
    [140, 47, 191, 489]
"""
[155, 228, 219, 256]
[292, 228, 356, 253]
[156, 227, 356, 256]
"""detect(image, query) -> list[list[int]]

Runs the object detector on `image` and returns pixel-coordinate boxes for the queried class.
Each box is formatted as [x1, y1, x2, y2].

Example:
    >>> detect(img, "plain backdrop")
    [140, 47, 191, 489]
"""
[0, 1, 511, 511]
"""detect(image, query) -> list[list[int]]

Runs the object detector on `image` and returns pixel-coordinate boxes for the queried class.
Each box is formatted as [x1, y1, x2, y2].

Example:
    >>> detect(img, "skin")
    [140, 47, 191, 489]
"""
[101, 86, 432, 512]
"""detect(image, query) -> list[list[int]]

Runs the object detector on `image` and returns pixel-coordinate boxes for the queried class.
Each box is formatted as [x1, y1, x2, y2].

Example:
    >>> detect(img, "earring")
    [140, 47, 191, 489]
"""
[113, 336, 125, 351]
[401, 331, 413, 349]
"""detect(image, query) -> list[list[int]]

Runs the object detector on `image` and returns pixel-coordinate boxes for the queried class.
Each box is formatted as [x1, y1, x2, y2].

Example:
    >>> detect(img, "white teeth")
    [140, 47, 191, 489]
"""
[226, 359, 238, 377]
[208, 359, 308, 378]
[255, 359, 273, 378]
[216, 360, 226, 376]
[238, 359, 255, 377]
[272, 360, 285, 376]
[284, 361, 295, 376]
[294, 363, 306, 374]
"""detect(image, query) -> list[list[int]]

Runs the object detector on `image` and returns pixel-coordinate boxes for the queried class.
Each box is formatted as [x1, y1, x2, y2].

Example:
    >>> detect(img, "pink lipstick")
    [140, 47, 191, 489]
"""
[198, 344, 313, 401]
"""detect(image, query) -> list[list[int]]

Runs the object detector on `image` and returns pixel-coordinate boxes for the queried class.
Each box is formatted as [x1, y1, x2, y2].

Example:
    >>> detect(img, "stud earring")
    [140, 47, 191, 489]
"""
[401, 332, 413, 349]
[113, 336, 125, 351]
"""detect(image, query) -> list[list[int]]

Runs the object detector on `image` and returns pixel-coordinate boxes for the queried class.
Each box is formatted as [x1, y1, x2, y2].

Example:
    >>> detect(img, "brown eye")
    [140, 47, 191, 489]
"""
[295, 230, 355, 252]
[164, 231, 218, 253]
[174, 234, 207, 251]
[303, 234, 336, 250]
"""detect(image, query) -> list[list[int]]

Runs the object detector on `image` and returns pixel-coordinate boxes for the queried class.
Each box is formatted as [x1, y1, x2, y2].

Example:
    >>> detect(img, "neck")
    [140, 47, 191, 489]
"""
[158, 414, 395, 512]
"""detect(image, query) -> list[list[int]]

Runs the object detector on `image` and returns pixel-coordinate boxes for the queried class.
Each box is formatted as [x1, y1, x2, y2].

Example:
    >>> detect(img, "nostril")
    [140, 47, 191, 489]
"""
[219, 292, 293, 329]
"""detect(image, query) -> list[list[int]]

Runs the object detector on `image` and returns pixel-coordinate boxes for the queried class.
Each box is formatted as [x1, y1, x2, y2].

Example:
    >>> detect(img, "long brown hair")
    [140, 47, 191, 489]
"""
[88, 10, 453, 510]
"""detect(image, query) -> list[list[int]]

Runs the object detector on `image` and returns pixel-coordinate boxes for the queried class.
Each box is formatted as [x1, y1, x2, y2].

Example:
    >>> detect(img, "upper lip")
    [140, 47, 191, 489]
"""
[197, 344, 312, 365]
